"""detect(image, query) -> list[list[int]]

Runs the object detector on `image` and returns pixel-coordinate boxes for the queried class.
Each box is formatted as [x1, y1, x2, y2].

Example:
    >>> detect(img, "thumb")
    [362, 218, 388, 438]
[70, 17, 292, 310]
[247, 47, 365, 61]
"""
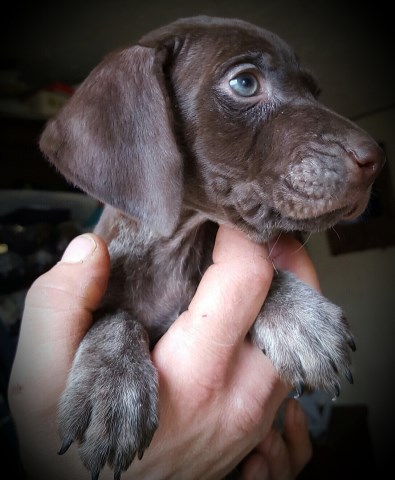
[9, 233, 110, 414]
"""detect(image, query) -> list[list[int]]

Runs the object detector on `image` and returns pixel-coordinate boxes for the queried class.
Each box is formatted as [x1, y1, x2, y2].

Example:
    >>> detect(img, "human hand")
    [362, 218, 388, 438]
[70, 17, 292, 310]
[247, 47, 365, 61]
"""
[9, 226, 313, 479]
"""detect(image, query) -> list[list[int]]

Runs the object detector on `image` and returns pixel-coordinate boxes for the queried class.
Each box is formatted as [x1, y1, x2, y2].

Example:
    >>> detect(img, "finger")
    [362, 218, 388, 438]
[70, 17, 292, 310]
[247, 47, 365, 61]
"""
[268, 235, 320, 290]
[241, 452, 269, 480]
[9, 233, 110, 414]
[283, 398, 313, 475]
[183, 225, 273, 355]
[241, 398, 312, 480]
[258, 428, 292, 480]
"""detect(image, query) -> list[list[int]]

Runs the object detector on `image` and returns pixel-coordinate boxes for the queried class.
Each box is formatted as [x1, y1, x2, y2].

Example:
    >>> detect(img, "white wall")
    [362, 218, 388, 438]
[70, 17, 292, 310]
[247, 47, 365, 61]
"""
[306, 107, 395, 468]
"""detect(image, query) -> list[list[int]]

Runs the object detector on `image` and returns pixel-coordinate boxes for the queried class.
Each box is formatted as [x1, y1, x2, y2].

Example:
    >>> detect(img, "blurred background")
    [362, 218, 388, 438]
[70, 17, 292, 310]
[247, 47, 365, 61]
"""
[1, 1, 394, 478]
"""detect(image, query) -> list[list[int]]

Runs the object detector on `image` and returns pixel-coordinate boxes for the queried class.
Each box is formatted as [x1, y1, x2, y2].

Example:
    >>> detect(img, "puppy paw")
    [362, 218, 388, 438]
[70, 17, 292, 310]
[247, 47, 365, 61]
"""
[58, 314, 158, 479]
[250, 270, 355, 398]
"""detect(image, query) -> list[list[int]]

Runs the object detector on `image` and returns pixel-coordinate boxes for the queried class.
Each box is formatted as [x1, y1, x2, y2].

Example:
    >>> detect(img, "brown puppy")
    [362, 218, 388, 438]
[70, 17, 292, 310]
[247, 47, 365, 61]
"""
[40, 16, 385, 479]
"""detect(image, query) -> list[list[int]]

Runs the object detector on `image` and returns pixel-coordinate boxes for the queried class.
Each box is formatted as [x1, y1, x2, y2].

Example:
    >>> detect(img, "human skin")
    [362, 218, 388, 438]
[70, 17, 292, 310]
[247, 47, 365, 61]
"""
[8, 226, 313, 479]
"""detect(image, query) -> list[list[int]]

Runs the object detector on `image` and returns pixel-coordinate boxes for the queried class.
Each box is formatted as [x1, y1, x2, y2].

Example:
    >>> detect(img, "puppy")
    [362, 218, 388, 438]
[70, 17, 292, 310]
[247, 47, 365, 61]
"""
[40, 15, 385, 479]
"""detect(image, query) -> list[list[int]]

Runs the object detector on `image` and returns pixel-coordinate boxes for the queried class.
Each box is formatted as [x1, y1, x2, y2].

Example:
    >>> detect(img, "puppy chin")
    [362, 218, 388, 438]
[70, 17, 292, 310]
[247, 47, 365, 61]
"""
[341, 190, 372, 222]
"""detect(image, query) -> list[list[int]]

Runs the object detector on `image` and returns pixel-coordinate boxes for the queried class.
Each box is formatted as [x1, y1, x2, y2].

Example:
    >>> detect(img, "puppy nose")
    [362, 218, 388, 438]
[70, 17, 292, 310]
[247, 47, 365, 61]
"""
[347, 141, 385, 184]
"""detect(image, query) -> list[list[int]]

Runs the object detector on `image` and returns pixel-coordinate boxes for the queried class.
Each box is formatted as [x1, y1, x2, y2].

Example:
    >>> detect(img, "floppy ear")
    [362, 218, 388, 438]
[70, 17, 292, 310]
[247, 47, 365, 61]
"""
[39, 46, 183, 237]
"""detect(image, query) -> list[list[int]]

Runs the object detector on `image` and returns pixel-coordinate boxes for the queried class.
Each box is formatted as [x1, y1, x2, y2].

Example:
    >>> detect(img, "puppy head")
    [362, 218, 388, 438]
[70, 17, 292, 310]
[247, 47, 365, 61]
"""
[140, 16, 385, 240]
[40, 16, 385, 241]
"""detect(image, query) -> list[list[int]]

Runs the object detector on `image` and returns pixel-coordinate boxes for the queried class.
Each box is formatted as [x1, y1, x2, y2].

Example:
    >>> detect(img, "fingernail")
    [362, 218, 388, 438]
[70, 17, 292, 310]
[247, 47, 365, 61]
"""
[60, 235, 97, 263]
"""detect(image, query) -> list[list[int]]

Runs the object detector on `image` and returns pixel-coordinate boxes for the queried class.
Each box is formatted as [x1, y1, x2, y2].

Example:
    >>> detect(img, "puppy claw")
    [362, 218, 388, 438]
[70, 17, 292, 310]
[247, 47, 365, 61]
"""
[138, 449, 145, 460]
[58, 438, 73, 455]
[345, 369, 354, 384]
[91, 470, 100, 480]
[294, 381, 305, 398]
[331, 383, 340, 400]
[329, 358, 338, 373]
[114, 469, 121, 480]
[348, 338, 357, 352]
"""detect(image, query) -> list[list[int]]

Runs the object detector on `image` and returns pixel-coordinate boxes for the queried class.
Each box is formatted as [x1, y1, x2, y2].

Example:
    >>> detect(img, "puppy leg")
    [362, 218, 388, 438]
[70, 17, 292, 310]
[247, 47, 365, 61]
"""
[58, 311, 158, 479]
[250, 271, 355, 398]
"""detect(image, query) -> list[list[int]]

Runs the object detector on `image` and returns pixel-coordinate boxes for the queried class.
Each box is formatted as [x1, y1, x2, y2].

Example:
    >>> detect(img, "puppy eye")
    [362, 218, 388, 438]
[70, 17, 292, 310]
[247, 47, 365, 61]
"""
[229, 72, 259, 97]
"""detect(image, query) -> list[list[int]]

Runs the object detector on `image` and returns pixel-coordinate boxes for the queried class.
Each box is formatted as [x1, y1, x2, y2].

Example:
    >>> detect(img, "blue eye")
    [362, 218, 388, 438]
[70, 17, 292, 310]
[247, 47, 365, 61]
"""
[229, 73, 259, 97]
